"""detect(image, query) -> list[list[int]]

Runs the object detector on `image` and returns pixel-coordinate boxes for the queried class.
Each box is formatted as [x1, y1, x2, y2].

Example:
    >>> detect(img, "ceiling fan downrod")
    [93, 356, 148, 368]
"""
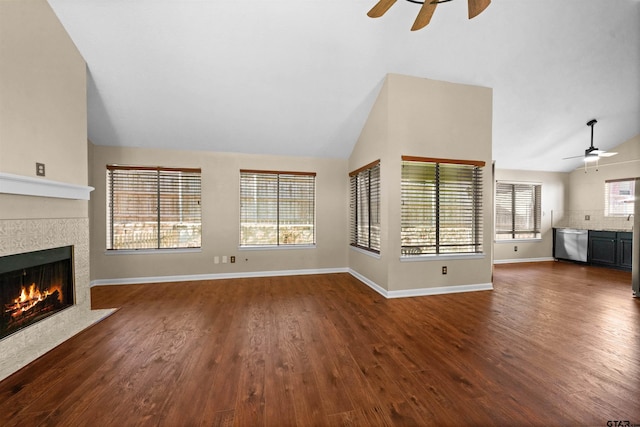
[586, 119, 598, 155]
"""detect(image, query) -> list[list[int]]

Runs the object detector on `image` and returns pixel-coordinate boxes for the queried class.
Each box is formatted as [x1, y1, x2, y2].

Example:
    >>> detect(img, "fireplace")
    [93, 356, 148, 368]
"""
[1, 246, 75, 340]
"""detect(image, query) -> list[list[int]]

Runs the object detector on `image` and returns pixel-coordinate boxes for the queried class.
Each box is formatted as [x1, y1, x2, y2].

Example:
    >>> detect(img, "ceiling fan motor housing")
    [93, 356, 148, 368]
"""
[585, 148, 599, 158]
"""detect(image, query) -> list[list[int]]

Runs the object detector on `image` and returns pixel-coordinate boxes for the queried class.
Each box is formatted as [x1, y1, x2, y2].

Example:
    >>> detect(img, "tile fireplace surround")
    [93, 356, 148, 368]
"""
[0, 218, 114, 381]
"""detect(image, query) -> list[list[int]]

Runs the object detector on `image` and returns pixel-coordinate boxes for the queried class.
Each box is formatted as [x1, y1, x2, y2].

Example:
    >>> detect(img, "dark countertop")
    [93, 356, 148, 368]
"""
[554, 227, 632, 233]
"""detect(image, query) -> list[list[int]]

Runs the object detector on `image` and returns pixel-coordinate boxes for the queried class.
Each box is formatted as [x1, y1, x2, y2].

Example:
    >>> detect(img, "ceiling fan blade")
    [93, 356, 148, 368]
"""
[411, 1, 437, 31]
[367, 0, 397, 18]
[563, 151, 618, 160]
[599, 152, 618, 158]
[468, 0, 490, 19]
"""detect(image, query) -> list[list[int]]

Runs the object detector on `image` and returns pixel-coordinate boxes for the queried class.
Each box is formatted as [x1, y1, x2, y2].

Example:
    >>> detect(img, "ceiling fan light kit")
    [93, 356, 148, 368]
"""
[367, 0, 491, 31]
[583, 154, 599, 163]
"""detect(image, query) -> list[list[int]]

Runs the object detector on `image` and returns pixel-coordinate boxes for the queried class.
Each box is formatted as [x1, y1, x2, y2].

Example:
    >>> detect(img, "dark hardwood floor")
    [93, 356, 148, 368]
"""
[1, 262, 638, 426]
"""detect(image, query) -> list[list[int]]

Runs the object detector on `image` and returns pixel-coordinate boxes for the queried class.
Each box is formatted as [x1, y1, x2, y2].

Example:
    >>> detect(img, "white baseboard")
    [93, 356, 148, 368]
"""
[90, 267, 349, 287]
[348, 269, 389, 297]
[348, 269, 493, 299]
[493, 257, 554, 265]
[91, 267, 494, 300]
[387, 283, 494, 298]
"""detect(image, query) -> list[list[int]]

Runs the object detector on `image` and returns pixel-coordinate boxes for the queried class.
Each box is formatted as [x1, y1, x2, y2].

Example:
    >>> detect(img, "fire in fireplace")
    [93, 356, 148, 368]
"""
[1, 246, 74, 340]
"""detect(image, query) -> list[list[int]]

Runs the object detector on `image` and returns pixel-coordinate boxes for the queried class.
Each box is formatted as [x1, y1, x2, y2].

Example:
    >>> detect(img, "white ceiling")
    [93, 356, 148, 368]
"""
[47, 0, 640, 172]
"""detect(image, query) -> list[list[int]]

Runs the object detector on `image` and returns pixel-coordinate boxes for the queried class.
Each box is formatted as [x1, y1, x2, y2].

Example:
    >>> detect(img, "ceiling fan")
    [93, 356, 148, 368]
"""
[563, 119, 618, 163]
[367, 0, 491, 31]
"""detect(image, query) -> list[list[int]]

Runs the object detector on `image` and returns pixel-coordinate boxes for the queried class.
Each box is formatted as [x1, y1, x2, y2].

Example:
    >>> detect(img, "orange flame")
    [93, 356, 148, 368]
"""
[6, 283, 63, 318]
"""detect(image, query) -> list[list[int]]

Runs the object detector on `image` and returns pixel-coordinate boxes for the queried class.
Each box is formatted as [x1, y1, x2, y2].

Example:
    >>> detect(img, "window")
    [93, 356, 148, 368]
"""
[349, 160, 381, 253]
[107, 165, 201, 250]
[495, 182, 541, 240]
[401, 156, 484, 256]
[605, 179, 635, 217]
[240, 170, 315, 247]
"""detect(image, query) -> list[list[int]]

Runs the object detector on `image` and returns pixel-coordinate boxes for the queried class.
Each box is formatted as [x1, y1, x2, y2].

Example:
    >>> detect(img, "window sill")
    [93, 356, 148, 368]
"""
[238, 244, 316, 251]
[350, 245, 381, 259]
[105, 248, 201, 255]
[495, 238, 542, 243]
[400, 253, 485, 262]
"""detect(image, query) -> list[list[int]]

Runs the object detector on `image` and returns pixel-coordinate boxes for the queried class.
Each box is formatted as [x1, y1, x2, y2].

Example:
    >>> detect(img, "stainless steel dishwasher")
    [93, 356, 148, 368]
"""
[554, 228, 588, 262]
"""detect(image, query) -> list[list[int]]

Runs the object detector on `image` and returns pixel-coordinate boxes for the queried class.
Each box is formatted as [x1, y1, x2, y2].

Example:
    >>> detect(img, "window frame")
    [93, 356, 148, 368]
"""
[106, 165, 202, 252]
[400, 156, 485, 258]
[495, 181, 542, 241]
[604, 178, 635, 217]
[349, 160, 381, 255]
[239, 169, 316, 248]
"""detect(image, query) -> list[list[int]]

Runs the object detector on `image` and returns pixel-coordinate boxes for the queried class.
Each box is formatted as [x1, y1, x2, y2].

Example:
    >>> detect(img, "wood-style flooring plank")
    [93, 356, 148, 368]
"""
[0, 262, 638, 426]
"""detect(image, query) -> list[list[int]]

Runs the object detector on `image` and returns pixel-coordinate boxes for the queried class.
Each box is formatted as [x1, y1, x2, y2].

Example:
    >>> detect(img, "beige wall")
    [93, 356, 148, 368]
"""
[493, 169, 569, 262]
[0, 0, 87, 186]
[349, 74, 494, 293]
[90, 144, 349, 281]
[0, 0, 88, 220]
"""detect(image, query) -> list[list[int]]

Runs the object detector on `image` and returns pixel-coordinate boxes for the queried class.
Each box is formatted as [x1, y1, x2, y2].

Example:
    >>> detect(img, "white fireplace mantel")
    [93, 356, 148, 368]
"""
[0, 172, 94, 200]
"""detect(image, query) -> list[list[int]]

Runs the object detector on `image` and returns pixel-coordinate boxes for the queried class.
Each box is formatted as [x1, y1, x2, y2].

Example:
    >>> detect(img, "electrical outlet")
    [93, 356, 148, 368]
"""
[214, 256, 219, 264]
[585, 215, 590, 221]
[36, 162, 45, 177]
[230, 256, 235, 263]
[442, 266, 447, 275]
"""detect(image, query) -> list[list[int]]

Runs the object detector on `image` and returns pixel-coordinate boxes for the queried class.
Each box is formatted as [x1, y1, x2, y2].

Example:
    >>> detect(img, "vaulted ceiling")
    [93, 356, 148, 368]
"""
[47, 0, 640, 172]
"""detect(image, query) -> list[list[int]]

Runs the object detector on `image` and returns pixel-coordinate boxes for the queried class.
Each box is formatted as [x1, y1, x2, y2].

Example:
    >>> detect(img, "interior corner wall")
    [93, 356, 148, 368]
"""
[348, 76, 391, 291]
[493, 169, 569, 262]
[348, 74, 494, 294]
[89, 144, 349, 282]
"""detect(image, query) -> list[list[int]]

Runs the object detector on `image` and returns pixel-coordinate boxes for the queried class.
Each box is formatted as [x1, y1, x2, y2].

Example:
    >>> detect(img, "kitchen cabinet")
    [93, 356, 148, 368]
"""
[618, 232, 633, 269]
[589, 231, 617, 266]
[588, 230, 632, 271]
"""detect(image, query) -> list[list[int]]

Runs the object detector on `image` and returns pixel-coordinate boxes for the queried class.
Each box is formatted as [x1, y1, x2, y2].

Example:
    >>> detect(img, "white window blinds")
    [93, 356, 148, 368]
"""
[106, 166, 202, 250]
[240, 170, 316, 246]
[349, 161, 381, 253]
[605, 179, 635, 216]
[495, 182, 541, 240]
[401, 157, 484, 256]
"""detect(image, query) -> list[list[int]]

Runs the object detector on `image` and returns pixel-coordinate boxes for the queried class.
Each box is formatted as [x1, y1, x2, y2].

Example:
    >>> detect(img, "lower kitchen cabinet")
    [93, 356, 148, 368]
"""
[618, 232, 633, 269]
[588, 230, 633, 271]
[589, 231, 617, 266]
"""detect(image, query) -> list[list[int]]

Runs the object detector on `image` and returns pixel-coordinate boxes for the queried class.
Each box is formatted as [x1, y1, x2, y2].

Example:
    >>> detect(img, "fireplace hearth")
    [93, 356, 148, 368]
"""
[1, 246, 74, 340]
